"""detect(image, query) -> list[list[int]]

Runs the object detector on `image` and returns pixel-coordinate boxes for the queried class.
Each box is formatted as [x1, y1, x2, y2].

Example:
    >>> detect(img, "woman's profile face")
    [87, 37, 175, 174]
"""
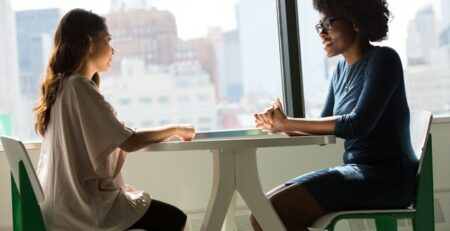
[88, 29, 114, 72]
[317, 13, 357, 57]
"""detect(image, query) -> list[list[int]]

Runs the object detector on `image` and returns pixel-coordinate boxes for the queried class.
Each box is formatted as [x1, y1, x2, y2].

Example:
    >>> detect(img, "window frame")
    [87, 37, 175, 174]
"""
[277, 0, 305, 118]
[278, 1, 450, 119]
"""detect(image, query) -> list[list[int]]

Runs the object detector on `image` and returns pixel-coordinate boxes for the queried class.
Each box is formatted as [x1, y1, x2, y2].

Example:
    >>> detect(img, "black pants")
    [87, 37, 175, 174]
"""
[127, 199, 187, 231]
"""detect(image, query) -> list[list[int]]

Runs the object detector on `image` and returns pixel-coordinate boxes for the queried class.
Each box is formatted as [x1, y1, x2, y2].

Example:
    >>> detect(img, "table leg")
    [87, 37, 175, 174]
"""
[201, 149, 236, 231]
[235, 148, 286, 231]
[223, 192, 237, 231]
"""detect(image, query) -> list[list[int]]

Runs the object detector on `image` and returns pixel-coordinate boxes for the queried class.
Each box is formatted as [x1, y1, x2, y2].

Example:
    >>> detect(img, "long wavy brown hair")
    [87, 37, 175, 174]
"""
[34, 9, 107, 136]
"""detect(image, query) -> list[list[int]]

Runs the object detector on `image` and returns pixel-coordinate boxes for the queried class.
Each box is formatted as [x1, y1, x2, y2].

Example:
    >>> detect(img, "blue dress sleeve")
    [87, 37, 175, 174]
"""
[335, 47, 403, 139]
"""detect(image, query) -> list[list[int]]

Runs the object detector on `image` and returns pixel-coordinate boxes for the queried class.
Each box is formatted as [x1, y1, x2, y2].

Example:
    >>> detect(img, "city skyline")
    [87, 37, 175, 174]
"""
[0, 0, 20, 136]
[10, 0, 238, 40]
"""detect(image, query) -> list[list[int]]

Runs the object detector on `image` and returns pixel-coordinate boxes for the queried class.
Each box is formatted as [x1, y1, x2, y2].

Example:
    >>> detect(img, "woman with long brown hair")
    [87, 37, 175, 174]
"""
[35, 9, 195, 230]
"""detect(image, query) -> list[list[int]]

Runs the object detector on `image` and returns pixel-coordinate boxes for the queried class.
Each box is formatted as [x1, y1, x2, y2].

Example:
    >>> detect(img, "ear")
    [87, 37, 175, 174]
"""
[353, 24, 359, 32]
[87, 35, 94, 53]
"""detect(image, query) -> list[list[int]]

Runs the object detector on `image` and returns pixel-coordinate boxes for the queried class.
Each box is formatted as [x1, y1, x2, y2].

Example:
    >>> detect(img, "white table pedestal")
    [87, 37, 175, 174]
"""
[201, 148, 286, 231]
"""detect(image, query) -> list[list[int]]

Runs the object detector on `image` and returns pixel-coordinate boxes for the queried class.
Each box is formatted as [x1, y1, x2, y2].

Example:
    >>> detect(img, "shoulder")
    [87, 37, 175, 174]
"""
[65, 75, 97, 90]
[62, 75, 100, 98]
[365, 46, 404, 83]
[370, 46, 401, 64]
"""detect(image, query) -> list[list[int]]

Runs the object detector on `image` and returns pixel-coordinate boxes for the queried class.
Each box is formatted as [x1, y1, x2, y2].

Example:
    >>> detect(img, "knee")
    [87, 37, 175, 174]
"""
[268, 192, 284, 211]
[173, 208, 187, 230]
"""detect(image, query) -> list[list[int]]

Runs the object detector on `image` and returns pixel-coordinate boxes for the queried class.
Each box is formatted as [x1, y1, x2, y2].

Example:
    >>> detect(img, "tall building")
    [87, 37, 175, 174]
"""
[440, 0, 450, 46]
[175, 37, 218, 94]
[442, 0, 450, 31]
[105, 8, 179, 73]
[15, 8, 60, 100]
[223, 29, 243, 103]
[0, 0, 20, 136]
[406, 5, 437, 66]
[404, 2, 450, 117]
[110, 0, 151, 12]
[206, 27, 226, 100]
[206, 25, 243, 103]
[106, 8, 220, 99]
[441, 28, 450, 46]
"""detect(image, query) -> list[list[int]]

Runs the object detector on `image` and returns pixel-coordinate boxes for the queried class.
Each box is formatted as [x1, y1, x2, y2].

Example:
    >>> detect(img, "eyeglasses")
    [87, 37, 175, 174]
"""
[315, 18, 345, 33]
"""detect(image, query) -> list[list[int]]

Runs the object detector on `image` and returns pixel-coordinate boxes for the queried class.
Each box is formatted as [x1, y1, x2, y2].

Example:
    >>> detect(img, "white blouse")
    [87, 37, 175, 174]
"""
[37, 75, 150, 231]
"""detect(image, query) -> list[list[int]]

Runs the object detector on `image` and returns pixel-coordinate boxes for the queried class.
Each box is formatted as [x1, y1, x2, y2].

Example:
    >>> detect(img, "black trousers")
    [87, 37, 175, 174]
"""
[127, 199, 187, 231]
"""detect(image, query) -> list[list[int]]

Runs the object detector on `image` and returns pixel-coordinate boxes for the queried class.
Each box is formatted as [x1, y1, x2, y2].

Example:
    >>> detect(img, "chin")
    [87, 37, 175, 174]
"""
[323, 47, 335, 57]
[102, 64, 111, 72]
[325, 51, 339, 57]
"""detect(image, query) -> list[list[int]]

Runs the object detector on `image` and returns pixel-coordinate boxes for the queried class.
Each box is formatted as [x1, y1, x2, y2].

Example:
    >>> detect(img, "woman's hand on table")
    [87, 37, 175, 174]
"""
[254, 97, 287, 134]
[173, 125, 196, 141]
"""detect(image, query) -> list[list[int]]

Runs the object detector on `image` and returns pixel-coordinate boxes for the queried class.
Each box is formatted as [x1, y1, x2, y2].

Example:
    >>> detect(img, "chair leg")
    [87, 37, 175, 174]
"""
[11, 174, 22, 231]
[375, 218, 397, 231]
[326, 223, 335, 231]
[413, 135, 435, 231]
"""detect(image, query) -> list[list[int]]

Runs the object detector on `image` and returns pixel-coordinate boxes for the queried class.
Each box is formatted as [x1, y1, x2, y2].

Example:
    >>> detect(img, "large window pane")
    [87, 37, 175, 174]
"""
[299, 0, 450, 118]
[1, 0, 283, 140]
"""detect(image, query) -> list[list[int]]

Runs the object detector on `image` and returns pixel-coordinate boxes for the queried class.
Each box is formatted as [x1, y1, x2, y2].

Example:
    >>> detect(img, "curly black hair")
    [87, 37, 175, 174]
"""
[313, 0, 392, 42]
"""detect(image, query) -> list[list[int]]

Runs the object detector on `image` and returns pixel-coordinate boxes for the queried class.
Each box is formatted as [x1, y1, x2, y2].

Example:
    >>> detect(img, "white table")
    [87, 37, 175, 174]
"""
[144, 133, 336, 231]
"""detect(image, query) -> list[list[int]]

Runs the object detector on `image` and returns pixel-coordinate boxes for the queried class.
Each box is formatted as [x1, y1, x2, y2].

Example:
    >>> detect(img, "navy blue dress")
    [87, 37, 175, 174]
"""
[287, 46, 419, 212]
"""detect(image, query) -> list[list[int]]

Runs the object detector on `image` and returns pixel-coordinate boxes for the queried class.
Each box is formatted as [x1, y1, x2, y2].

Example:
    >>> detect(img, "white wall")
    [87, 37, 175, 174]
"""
[1, 120, 449, 230]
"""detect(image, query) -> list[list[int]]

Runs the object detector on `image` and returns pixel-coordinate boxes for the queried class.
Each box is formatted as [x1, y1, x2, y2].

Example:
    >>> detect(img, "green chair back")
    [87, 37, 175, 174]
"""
[1, 136, 46, 231]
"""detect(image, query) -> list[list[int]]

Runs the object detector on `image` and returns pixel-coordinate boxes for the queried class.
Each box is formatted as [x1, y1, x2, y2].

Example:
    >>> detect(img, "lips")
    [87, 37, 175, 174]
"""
[322, 41, 333, 49]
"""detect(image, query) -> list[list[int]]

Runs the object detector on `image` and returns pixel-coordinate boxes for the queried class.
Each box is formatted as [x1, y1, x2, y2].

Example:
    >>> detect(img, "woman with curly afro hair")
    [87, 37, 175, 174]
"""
[253, 0, 418, 230]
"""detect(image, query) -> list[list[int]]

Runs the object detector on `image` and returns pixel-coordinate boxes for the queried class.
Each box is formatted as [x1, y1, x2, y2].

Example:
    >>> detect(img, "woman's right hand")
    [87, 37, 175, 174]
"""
[174, 125, 196, 141]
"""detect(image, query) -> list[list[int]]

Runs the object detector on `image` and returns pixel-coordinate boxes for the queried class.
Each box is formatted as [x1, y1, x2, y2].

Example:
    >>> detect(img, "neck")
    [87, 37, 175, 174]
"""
[77, 63, 96, 80]
[342, 37, 372, 66]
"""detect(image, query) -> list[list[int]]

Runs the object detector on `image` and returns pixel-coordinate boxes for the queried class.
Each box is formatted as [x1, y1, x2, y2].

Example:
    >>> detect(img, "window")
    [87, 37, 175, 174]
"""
[1, 0, 284, 140]
[298, 0, 450, 118]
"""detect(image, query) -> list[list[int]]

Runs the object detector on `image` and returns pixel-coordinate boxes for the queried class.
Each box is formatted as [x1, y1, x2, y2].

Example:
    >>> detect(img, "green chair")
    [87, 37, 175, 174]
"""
[1, 136, 46, 231]
[309, 111, 434, 231]
[1, 136, 148, 231]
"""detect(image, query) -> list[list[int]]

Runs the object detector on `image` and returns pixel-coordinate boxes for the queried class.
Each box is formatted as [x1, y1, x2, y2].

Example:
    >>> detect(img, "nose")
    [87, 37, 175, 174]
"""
[112, 47, 115, 55]
[319, 30, 327, 39]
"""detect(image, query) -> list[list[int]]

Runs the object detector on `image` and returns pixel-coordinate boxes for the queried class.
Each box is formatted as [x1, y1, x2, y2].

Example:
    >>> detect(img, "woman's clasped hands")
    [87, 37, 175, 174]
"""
[254, 97, 287, 134]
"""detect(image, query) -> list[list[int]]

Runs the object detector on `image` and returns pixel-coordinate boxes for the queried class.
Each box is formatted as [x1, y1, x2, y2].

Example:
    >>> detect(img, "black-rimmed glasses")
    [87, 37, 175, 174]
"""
[315, 18, 345, 33]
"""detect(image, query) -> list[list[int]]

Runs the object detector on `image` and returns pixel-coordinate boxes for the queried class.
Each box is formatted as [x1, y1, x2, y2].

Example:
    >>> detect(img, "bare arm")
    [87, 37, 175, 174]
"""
[281, 116, 339, 135]
[120, 125, 195, 152]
